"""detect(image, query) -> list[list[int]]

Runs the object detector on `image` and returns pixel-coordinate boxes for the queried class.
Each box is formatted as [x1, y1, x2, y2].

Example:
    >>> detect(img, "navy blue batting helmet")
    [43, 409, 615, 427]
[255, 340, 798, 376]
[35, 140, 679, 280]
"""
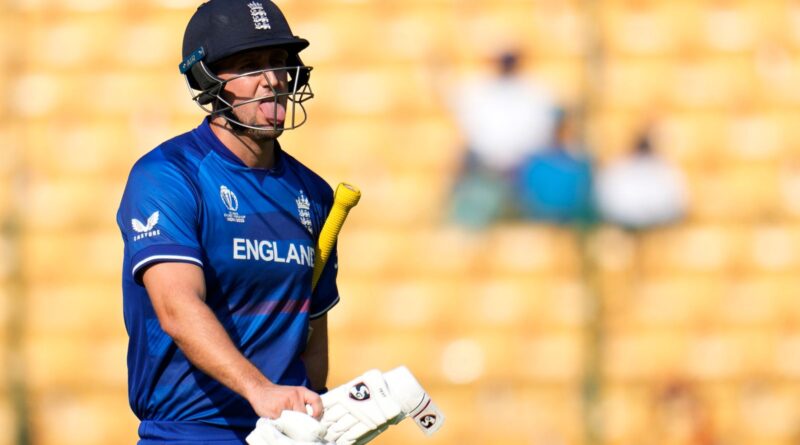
[178, 0, 314, 129]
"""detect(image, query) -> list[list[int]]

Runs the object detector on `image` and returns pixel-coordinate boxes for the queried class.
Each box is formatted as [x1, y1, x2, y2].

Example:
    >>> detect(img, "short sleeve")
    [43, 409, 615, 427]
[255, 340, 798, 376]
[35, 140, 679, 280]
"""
[309, 244, 339, 319]
[117, 157, 203, 284]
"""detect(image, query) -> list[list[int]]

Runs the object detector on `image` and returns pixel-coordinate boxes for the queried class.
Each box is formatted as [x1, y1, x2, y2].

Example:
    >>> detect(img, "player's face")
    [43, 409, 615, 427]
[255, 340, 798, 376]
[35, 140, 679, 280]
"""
[215, 48, 290, 139]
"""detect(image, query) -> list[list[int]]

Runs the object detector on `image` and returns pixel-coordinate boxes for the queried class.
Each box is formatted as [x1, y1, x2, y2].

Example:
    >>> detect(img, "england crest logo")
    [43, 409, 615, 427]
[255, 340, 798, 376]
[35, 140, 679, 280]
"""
[248, 1, 271, 30]
[296, 190, 313, 234]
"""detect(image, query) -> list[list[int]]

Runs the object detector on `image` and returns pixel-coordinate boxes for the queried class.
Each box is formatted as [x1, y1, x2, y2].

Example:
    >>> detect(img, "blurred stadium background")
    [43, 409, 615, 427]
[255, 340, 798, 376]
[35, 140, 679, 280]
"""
[4, 0, 800, 444]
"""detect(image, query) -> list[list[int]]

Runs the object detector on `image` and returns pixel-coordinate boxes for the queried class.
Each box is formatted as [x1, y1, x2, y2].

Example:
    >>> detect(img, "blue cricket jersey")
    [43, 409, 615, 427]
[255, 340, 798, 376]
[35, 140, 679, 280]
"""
[116, 118, 339, 444]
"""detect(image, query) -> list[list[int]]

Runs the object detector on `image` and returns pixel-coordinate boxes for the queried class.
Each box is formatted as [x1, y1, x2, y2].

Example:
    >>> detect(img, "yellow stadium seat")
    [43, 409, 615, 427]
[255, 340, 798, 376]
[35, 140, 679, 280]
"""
[326, 279, 374, 333]
[453, 2, 540, 60]
[696, 0, 759, 54]
[0, 236, 13, 285]
[774, 332, 800, 378]
[481, 224, 580, 276]
[589, 226, 638, 272]
[305, 3, 382, 65]
[639, 225, 741, 273]
[0, 286, 8, 331]
[30, 391, 138, 445]
[545, 279, 593, 329]
[602, 0, 681, 56]
[604, 329, 690, 380]
[682, 330, 776, 380]
[786, 0, 800, 49]
[516, 330, 584, 382]
[9, 72, 63, 118]
[437, 332, 521, 383]
[396, 227, 488, 277]
[601, 384, 652, 444]
[741, 225, 800, 273]
[667, 56, 755, 109]
[25, 119, 136, 176]
[374, 278, 447, 329]
[21, 230, 122, 283]
[653, 111, 726, 166]
[0, 398, 14, 445]
[108, 16, 183, 68]
[23, 177, 125, 232]
[772, 277, 800, 325]
[456, 276, 545, 331]
[735, 381, 800, 442]
[529, 1, 586, 57]
[378, 117, 460, 172]
[775, 112, 800, 157]
[336, 227, 399, 278]
[533, 56, 586, 104]
[23, 333, 127, 391]
[623, 276, 724, 329]
[510, 385, 583, 444]
[755, 47, 800, 107]
[372, 5, 461, 64]
[26, 15, 118, 69]
[24, 281, 124, 336]
[602, 56, 673, 110]
[82, 71, 174, 116]
[328, 331, 441, 384]
[689, 166, 780, 222]
[724, 112, 786, 162]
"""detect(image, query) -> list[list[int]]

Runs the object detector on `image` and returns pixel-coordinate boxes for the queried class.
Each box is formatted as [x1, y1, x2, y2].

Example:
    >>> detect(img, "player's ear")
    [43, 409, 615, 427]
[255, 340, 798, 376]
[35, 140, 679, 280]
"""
[189, 61, 224, 105]
[288, 54, 310, 88]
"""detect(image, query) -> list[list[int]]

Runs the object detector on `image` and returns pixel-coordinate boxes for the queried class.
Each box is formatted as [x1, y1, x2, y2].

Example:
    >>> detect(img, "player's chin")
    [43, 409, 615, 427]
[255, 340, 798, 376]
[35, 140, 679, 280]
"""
[248, 124, 284, 140]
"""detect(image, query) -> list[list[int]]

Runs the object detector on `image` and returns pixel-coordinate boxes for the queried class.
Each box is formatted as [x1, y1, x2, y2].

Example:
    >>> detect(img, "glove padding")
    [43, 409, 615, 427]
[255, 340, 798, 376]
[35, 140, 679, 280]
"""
[320, 367, 444, 445]
[382, 366, 444, 436]
[247, 410, 332, 445]
[320, 369, 404, 445]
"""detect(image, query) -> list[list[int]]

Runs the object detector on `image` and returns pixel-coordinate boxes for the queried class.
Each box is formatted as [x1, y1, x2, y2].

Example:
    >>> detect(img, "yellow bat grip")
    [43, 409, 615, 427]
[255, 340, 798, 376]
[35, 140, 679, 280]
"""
[311, 183, 361, 291]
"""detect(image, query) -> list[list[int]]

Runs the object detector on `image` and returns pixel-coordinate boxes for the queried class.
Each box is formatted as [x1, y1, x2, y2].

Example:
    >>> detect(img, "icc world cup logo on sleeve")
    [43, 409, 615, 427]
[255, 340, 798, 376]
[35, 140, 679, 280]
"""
[220, 185, 245, 223]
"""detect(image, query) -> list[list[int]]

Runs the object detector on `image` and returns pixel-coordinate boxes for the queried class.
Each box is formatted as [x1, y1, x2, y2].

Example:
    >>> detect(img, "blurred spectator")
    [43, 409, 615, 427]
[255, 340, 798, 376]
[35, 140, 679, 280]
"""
[515, 109, 596, 224]
[447, 49, 559, 228]
[452, 50, 558, 173]
[653, 380, 717, 445]
[595, 130, 688, 230]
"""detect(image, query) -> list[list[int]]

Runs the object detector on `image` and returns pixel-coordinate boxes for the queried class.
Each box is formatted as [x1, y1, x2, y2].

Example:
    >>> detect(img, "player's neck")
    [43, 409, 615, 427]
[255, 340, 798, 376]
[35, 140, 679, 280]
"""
[210, 119, 277, 169]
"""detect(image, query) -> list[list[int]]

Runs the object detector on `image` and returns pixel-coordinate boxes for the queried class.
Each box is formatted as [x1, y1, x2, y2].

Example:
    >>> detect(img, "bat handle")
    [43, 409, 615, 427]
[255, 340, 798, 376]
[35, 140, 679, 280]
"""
[311, 183, 361, 291]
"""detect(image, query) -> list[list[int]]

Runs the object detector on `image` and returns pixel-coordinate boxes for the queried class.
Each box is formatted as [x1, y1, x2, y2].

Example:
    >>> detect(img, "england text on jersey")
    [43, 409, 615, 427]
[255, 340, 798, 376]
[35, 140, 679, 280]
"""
[232, 238, 314, 267]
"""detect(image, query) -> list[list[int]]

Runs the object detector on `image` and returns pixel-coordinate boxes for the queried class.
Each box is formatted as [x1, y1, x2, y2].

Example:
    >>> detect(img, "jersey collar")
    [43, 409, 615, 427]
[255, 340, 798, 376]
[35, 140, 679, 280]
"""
[196, 118, 286, 175]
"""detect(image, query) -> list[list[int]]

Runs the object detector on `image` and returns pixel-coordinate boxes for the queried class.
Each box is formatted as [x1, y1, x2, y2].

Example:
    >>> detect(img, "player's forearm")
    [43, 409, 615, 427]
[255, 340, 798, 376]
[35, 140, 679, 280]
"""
[302, 315, 329, 391]
[142, 263, 273, 403]
[162, 298, 324, 419]
[163, 297, 274, 401]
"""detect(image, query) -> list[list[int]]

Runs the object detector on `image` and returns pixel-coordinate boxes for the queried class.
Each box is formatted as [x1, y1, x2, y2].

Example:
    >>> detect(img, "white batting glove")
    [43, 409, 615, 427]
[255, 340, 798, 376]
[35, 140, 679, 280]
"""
[382, 366, 444, 436]
[320, 370, 404, 445]
[320, 367, 445, 445]
[246, 410, 332, 445]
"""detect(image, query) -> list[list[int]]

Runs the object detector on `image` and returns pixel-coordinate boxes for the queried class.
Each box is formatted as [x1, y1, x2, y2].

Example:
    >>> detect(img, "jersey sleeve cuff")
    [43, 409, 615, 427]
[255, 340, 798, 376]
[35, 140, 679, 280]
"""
[309, 294, 339, 320]
[131, 244, 204, 285]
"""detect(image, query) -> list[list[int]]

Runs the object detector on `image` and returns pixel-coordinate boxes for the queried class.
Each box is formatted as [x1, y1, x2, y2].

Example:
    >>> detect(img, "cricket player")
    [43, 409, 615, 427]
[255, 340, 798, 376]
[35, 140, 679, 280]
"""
[116, 1, 337, 443]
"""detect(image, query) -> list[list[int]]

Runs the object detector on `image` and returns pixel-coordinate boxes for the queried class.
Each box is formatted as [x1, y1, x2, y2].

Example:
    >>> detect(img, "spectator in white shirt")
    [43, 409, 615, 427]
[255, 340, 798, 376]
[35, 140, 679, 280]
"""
[596, 131, 688, 230]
